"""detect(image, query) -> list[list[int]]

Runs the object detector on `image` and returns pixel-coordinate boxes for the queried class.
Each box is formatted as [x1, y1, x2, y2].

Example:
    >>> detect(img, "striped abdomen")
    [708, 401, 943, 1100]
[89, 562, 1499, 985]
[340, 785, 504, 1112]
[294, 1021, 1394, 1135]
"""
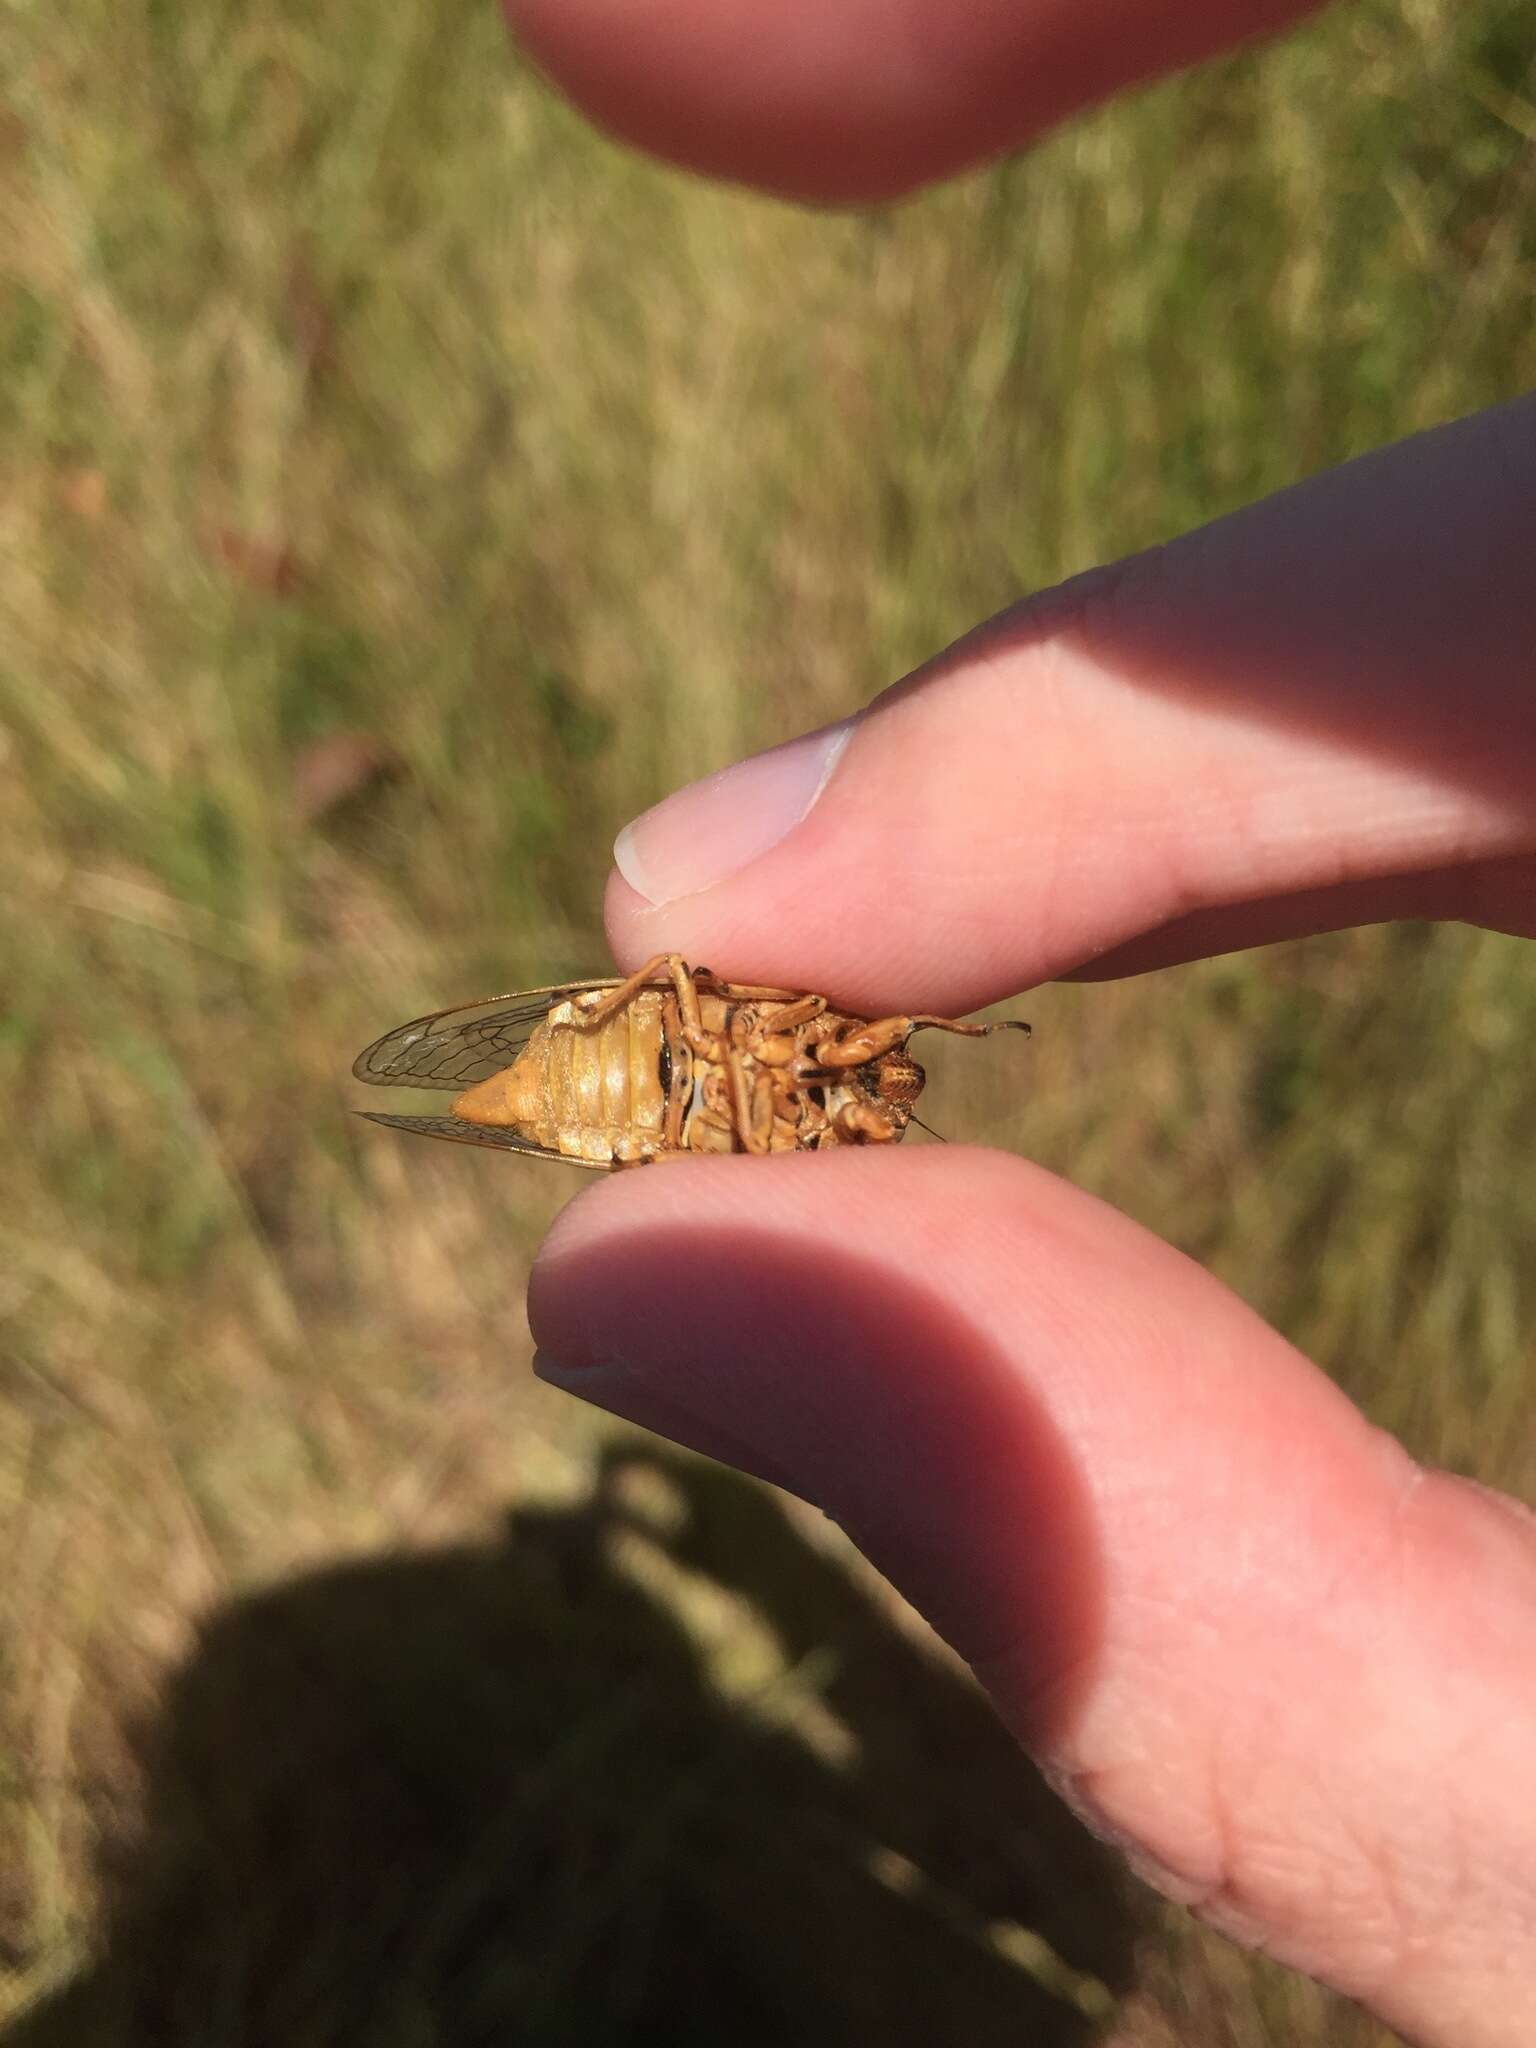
[451, 990, 668, 1164]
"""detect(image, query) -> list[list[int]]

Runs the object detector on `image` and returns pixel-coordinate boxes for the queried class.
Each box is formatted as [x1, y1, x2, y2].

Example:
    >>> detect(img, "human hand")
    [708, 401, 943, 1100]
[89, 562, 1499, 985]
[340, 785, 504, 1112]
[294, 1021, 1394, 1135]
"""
[528, 396, 1536, 2044]
[504, 5, 1536, 2040]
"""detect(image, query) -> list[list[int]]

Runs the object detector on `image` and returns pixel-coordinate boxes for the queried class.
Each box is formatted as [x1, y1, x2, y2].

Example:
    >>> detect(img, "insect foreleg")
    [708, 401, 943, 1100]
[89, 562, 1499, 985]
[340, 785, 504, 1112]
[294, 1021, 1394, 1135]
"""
[832, 1099, 898, 1142]
[815, 1012, 1030, 1067]
[909, 1015, 1033, 1040]
[813, 1016, 920, 1067]
[757, 992, 828, 1035]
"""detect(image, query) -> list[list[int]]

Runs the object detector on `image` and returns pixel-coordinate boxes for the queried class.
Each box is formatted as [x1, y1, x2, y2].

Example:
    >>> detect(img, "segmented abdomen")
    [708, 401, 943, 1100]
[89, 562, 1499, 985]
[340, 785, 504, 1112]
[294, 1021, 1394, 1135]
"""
[523, 991, 668, 1162]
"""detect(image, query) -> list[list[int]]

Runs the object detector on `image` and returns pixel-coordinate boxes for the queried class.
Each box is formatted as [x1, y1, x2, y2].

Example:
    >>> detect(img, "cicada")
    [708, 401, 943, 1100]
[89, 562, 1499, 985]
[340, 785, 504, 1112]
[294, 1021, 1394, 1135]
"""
[353, 952, 1028, 1169]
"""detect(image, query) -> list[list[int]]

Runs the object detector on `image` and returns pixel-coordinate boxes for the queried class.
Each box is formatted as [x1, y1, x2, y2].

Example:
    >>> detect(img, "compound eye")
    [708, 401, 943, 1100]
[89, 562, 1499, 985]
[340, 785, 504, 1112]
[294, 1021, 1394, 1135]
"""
[876, 1053, 925, 1103]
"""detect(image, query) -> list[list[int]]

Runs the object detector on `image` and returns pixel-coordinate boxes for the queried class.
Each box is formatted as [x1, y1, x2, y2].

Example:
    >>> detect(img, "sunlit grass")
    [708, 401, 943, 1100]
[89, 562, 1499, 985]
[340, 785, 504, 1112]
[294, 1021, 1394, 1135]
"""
[1, 0, 1533, 2039]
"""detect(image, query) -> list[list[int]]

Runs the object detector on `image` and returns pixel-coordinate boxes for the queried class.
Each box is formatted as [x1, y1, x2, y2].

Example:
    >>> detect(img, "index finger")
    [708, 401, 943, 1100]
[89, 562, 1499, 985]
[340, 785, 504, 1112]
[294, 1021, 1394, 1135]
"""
[504, 0, 1324, 202]
[605, 399, 1536, 1016]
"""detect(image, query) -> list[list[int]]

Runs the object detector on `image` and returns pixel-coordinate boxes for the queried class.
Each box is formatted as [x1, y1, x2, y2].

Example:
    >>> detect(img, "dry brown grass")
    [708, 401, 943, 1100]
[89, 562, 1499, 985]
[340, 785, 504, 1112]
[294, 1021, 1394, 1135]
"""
[1, 0, 1533, 2039]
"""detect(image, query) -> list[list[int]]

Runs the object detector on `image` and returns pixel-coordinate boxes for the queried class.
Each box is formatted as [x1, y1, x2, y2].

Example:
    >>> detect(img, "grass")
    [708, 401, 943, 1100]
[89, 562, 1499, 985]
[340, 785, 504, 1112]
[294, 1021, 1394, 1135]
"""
[1, 0, 1533, 2039]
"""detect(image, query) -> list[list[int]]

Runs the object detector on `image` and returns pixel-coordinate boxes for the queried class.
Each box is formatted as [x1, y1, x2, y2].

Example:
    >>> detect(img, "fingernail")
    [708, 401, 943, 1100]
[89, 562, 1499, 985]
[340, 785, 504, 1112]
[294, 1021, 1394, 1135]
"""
[533, 1351, 809, 1500]
[613, 718, 855, 907]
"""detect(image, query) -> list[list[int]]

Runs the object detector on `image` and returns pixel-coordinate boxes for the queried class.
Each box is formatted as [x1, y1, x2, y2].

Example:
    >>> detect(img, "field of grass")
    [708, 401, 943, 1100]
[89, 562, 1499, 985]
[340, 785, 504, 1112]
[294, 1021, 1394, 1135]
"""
[1, 0, 1533, 2040]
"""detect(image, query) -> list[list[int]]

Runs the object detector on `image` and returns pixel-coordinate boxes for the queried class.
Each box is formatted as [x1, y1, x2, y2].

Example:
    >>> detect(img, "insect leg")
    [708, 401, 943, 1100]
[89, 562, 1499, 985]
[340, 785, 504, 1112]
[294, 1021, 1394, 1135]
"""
[832, 1099, 898, 1142]
[666, 958, 733, 1060]
[753, 1071, 780, 1152]
[812, 1016, 920, 1066]
[756, 992, 827, 1034]
[908, 1015, 1032, 1040]
[566, 953, 679, 1030]
[776, 1068, 823, 1146]
[569, 953, 729, 1060]
[724, 1048, 776, 1155]
[708, 981, 801, 1000]
[814, 1013, 1030, 1066]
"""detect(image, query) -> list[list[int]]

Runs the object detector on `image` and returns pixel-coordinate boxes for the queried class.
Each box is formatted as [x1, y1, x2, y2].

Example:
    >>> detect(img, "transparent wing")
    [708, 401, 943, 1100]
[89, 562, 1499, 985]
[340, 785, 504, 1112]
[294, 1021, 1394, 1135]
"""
[354, 1111, 611, 1169]
[351, 981, 621, 1091]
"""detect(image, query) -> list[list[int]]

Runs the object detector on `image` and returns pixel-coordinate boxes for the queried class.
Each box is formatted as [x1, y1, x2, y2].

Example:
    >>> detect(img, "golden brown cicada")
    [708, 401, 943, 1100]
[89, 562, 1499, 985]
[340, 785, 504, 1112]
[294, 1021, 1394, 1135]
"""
[353, 952, 1028, 1169]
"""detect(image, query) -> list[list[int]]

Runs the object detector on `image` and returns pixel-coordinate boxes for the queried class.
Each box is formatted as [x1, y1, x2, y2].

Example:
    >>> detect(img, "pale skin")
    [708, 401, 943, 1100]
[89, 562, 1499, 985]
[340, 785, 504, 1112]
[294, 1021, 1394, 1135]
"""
[502, 4, 1536, 2041]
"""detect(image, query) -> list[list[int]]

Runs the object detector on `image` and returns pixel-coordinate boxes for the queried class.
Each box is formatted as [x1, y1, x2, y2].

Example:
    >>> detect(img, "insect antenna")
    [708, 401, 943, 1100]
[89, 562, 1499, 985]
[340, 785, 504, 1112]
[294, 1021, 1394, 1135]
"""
[909, 1113, 947, 1143]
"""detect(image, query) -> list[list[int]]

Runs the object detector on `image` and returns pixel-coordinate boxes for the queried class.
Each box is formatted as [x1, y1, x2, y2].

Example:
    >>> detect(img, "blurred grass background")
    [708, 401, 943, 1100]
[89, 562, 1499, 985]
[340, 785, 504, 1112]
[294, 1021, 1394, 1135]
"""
[1, 0, 1534, 2040]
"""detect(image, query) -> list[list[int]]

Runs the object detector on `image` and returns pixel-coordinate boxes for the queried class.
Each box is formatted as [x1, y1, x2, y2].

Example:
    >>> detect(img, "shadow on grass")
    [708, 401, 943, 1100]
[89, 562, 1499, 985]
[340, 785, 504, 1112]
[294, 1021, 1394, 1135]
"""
[8, 1445, 1139, 2047]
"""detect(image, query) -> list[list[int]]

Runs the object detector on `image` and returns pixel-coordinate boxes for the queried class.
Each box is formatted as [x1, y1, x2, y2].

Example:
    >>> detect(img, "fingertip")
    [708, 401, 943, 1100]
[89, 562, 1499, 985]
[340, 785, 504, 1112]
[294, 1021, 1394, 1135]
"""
[503, 0, 1020, 202]
[526, 1144, 678, 1363]
[504, 0, 1324, 203]
[600, 863, 653, 974]
[527, 1147, 1110, 1723]
[594, 397, 1536, 1009]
